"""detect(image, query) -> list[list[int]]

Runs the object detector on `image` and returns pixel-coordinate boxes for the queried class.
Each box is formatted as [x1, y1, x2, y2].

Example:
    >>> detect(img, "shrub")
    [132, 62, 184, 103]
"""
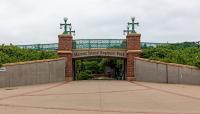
[77, 71, 93, 80]
[0, 45, 59, 66]
[195, 61, 200, 68]
[142, 43, 200, 68]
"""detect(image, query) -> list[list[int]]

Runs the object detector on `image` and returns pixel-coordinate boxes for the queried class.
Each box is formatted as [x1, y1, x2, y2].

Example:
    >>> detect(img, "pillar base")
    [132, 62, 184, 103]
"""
[126, 77, 136, 81]
[65, 77, 73, 82]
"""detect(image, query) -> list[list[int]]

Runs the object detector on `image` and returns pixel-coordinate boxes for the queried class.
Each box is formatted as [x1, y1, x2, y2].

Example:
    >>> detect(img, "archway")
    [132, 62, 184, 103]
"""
[57, 35, 141, 82]
[73, 57, 127, 80]
[57, 18, 141, 82]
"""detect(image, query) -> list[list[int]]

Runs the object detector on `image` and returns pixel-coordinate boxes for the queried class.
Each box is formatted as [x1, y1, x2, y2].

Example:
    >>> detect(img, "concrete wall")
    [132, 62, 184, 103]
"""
[0, 58, 66, 88]
[135, 57, 200, 85]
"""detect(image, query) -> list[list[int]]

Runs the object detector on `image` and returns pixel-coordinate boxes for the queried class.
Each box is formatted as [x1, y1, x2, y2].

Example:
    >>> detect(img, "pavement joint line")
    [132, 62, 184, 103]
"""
[130, 81, 200, 101]
[0, 103, 199, 114]
[21, 88, 152, 97]
[98, 81, 103, 114]
[0, 82, 67, 101]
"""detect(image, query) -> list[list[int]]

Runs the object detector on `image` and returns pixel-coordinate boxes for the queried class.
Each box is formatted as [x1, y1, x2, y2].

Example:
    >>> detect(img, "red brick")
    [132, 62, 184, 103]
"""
[58, 35, 73, 51]
[57, 34, 73, 81]
[126, 33, 141, 81]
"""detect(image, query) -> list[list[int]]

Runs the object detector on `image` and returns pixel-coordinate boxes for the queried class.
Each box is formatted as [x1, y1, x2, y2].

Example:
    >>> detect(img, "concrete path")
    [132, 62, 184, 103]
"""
[0, 80, 200, 114]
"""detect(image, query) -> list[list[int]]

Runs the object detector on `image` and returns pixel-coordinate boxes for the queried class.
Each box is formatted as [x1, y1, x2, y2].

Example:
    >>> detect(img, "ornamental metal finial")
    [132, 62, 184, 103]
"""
[123, 25, 130, 35]
[68, 25, 75, 36]
[60, 17, 75, 35]
[124, 17, 139, 35]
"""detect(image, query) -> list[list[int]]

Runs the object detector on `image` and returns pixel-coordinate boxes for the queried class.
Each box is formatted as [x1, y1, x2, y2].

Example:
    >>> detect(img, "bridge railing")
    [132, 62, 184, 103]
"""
[17, 43, 58, 50]
[16, 42, 170, 50]
[72, 39, 127, 49]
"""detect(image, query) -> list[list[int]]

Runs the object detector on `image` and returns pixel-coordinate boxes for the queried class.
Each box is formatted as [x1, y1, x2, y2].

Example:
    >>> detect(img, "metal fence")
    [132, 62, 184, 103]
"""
[17, 43, 58, 50]
[73, 39, 127, 49]
[16, 41, 168, 50]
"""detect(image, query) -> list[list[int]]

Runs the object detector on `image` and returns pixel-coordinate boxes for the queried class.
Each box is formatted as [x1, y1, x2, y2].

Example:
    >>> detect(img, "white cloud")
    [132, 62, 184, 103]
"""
[0, 0, 200, 44]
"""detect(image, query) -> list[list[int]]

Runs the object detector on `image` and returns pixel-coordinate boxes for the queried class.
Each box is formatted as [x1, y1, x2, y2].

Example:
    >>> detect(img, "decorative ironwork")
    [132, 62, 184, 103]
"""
[123, 26, 130, 35]
[16, 42, 171, 50]
[60, 17, 75, 35]
[124, 17, 139, 35]
[17, 43, 58, 50]
[68, 26, 75, 35]
[141, 42, 164, 48]
[72, 39, 127, 49]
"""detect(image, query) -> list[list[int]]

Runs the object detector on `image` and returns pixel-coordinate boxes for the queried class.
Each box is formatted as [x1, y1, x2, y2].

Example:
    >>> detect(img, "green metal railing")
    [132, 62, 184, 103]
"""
[141, 42, 167, 48]
[17, 43, 58, 50]
[72, 39, 127, 49]
[16, 41, 169, 50]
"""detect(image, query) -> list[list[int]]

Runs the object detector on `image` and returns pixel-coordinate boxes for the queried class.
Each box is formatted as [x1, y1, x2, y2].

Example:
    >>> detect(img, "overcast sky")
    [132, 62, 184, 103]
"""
[0, 0, 200, 45]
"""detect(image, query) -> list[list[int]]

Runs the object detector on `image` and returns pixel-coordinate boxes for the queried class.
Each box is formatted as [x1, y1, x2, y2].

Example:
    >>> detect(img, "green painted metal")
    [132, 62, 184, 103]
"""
[17, 43, 58, 50]
[16, 42, 170, 50]
[72, 39, 127, 49]
[60, 17, 75, 35]
[124, 17, 139, 35]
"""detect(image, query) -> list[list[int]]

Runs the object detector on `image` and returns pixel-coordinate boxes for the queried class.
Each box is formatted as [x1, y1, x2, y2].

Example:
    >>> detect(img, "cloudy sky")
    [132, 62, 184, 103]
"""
[0, 0, 200, 45]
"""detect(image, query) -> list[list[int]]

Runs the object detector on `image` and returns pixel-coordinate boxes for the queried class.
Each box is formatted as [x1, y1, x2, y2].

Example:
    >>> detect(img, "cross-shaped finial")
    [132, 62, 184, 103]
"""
[123, 26, 130, 35]
[124, 17, 139, 35]
[60, 17, 75, 35]
[68, 26, 75, 36]
[128, 17, 139, 33]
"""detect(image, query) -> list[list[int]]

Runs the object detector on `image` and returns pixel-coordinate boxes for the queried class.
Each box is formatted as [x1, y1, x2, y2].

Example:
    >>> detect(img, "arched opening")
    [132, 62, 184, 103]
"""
[73, 57, 126, 80]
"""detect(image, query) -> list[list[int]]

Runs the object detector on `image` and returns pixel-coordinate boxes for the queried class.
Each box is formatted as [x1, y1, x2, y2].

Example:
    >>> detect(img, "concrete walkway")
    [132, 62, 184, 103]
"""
[0, 80, 200, 114]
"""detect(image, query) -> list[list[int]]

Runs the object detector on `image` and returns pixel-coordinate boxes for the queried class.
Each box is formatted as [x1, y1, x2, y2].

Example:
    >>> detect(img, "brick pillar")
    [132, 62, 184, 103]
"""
[57, 34, 73, 81]
[126, 33, 142, 81]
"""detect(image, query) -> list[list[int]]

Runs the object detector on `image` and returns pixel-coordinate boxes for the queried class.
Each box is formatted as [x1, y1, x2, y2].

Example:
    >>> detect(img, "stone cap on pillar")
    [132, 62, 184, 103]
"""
[126, 33, 141, 38]
[57, 51, 73, 54]
[127, 50, 142, 54]
[58, 34, 73, 38]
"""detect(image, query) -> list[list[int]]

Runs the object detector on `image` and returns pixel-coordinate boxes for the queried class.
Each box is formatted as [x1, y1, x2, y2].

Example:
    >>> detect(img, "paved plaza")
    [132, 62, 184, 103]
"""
[0, 80, 200, 114]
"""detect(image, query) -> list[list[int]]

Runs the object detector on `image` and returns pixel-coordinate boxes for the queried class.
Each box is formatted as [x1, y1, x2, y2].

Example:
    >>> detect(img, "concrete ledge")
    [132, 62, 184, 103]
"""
[57, 51, 73, 54]
[3, 58, 65, 67]
[127, 50, 142, 54]
[58, 34, 73, 37]
[135, 57, 199, 70]
[135, 57, 200, 85]
[127, 33, 141, 37]
[0, 58, 66, 88]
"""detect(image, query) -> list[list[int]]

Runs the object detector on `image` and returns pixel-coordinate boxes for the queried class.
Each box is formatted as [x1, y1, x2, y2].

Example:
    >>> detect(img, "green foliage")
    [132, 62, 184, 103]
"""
[77, 71, 93, 80]
[75, 58, 124, 80]
[83, 61, 100, 74]
[0, 45, 59, 67]
[195, 60, 200, 68]
[141, 42, 200, 68]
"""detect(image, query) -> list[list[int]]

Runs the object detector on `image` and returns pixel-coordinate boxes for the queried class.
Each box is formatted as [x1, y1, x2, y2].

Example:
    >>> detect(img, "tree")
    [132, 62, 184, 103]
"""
[0, 45, 58, 67]
[141, 43, 200, 68]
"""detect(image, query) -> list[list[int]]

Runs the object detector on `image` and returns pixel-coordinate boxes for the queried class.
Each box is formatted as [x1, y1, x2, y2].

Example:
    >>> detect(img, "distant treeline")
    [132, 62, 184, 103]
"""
[1, 42, 200, 69]
[141, 42, 200, 68]
[0, 45, 58, 67]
